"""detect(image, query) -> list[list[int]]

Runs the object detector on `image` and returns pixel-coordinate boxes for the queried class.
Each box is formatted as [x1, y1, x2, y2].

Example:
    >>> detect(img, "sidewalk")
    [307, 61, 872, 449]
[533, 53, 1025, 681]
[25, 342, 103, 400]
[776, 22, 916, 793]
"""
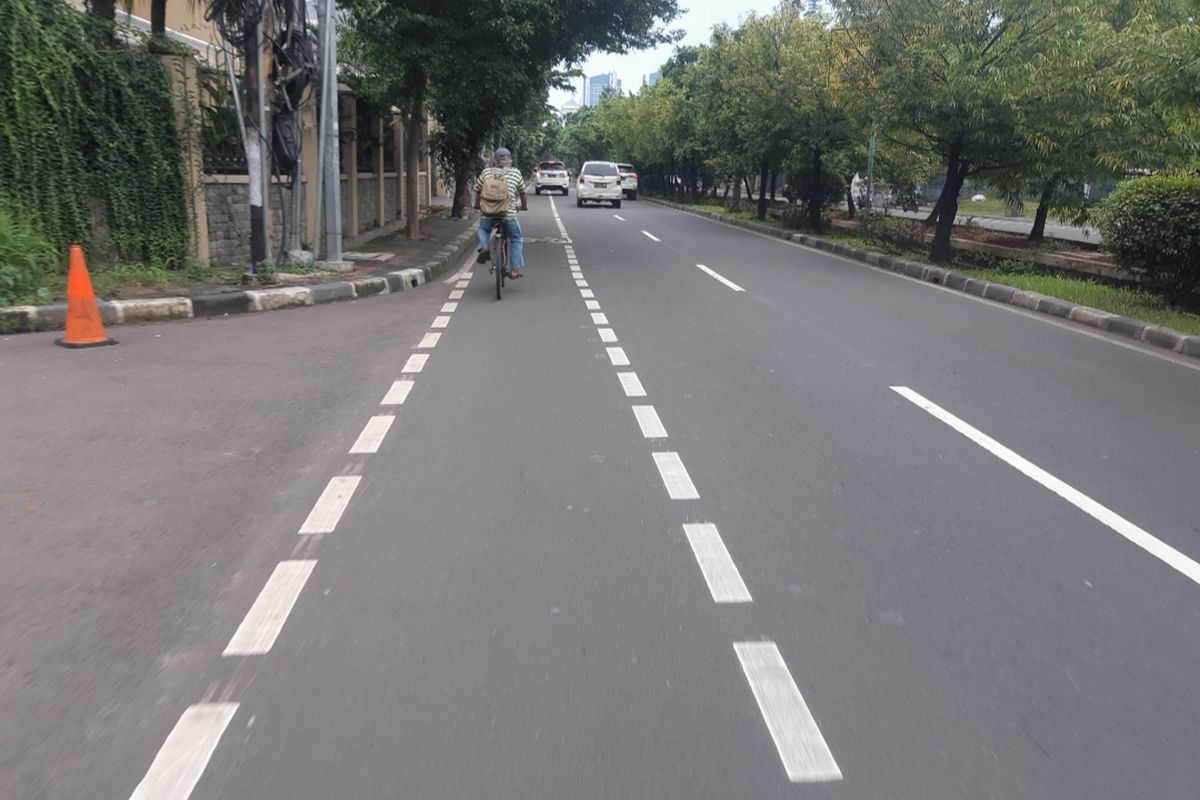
[0, 209, 480, 334]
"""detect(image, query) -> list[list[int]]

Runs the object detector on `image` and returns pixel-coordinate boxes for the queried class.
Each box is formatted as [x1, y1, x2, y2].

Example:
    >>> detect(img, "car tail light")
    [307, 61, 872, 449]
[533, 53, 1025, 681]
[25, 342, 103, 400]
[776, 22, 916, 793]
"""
[628, 173, 637, 179]
[579, 175, 586, 185]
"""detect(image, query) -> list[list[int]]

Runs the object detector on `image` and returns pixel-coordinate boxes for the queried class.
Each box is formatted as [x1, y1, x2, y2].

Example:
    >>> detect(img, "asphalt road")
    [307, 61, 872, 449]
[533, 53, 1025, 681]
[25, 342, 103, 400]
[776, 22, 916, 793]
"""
[884, 206, 1100, 243]
[2, 192, 1199, 799]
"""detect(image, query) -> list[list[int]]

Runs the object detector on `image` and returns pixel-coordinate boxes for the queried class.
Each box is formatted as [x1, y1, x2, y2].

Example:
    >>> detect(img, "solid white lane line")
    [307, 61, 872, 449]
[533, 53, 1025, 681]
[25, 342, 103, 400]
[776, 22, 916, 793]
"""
[734, 641, 842, 783]
[128, 703, 239, 800]
[613, 214, 626, 221]
[591, 312, 609, 325]
[586, 300, 602, 311]
[697, 263, 746, 292]
[431, 315, 450, 329]
[892, 386, 1200, 586]
[580, 289, 595, 298]
[576, 279, 589, 288]
[598, 328, 618, 343]
[683, 523, 751, 602]
[440, 302, 458, 313]
[349, 415, 395, 454]
[223, 560, 317, 656]
[417, 332, 441, 349]
[299, 476, 361, 534]
[618, 371, 646, 397]
[632, 405, 668, 438]
[402, 354, 429, 373]
[642, 230, 661, 242]
[606, 346, 630, 366]
[652, 452, 699, 499]
[448, 289, 464, 300]
[381, 380, 414, 405]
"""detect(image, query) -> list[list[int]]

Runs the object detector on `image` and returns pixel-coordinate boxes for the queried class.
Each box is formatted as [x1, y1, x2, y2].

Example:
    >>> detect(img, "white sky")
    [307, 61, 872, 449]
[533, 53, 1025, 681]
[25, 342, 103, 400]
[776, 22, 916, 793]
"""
[548, 0, 781, 109]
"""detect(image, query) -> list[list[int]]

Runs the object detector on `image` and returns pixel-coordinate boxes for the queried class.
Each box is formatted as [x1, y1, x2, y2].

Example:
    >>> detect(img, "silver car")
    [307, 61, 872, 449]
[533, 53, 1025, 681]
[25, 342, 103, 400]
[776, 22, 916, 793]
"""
[575, 161, 623, 208]
[616, 163, 639, 200]
[534, 160, 570, 195]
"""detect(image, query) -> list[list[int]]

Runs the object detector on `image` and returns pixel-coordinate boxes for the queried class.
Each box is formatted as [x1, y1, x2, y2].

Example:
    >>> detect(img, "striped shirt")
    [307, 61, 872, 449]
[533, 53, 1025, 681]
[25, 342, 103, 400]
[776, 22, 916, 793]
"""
[474, 167, 525, 217]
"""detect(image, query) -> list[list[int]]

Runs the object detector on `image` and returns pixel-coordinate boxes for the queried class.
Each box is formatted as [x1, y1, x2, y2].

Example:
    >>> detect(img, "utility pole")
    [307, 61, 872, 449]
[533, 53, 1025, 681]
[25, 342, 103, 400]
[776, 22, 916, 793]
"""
[242, 4, 270, 279]
[313, 0, 343, 263]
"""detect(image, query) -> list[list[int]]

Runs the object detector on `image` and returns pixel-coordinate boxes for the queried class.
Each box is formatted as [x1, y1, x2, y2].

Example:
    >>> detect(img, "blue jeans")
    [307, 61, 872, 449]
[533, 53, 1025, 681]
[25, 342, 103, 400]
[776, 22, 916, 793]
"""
[478, 217, 524, 268]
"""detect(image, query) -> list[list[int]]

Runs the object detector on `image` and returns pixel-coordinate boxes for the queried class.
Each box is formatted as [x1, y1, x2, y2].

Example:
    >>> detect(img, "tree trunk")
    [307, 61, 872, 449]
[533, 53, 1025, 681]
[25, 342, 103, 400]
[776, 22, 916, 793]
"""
[769, 171, 777, 201]
[151, 0, 167, 35]
[91, 0, 115, 21]
[403, 82, 425, 240]
[929, 144, 967, 263]
[743, 175, 754, 200]
[846, 184, 856, 220]
[806, 149, 823, 231]
[451, 161, 470, 218]
[1029, 182, 1053, 242]
[756, 159, 769, 220]
[732, 173, 742, 202]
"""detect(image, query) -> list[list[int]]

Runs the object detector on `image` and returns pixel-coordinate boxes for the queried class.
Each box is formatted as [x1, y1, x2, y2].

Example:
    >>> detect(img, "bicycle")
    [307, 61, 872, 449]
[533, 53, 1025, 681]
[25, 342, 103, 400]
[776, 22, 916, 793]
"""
[487, 218, 510, 300]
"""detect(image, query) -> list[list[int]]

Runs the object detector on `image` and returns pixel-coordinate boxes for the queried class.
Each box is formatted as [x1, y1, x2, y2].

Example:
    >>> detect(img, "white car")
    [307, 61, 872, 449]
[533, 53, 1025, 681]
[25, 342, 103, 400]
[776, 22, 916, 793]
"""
[616, 163, 639, 200]
[576, 161, 623, 208]
[534, 160, 569, 195]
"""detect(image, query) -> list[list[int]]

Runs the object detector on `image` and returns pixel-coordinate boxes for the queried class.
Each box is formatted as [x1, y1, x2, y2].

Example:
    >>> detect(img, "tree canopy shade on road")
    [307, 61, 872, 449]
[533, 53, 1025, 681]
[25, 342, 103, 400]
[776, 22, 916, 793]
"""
[551, 0, 1197, 264]
[339, 0, 682, 227]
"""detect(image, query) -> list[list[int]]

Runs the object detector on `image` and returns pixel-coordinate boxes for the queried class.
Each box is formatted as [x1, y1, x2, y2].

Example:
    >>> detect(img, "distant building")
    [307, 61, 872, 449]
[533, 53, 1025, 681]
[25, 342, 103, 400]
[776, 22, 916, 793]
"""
[587, 71, 621, 106]
[559, 97, 580, 121]
[645, 71, 661, 87]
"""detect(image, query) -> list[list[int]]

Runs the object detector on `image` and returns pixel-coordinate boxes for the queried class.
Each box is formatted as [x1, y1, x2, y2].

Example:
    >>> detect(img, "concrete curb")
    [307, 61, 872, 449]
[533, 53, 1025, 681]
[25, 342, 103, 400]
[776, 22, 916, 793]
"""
[0, 222, 479, 335]
[643, 197, 1200, 361]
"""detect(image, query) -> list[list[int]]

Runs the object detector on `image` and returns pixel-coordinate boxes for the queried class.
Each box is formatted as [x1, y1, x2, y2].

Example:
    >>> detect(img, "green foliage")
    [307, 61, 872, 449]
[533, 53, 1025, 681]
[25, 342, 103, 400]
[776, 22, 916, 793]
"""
[0, 0, 190, 269]
[0, 207, 56, 305]
[856, 212, 927, 253]
[1094, 175, 1200, 306]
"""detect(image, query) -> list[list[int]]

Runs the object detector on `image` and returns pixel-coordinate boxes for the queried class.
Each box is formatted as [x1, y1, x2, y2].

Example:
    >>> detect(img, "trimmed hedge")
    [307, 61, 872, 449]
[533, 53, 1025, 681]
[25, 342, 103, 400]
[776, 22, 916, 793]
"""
[1095, 176, 1200, 306]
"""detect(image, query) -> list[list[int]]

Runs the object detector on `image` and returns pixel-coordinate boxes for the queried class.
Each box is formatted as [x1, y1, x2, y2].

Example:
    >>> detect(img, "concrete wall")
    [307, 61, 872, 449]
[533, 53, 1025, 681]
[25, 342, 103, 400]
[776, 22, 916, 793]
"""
[205, 179, 308, 267]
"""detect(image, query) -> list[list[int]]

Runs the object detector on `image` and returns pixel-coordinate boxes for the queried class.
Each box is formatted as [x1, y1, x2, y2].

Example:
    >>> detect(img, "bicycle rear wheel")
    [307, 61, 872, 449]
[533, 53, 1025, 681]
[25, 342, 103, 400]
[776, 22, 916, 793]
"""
[493, 233, 506, 300]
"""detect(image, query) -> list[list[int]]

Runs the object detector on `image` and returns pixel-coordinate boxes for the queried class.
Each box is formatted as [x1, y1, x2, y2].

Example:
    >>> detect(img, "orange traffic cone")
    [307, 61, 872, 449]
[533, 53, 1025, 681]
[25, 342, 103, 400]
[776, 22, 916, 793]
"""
[56, 245, 115, 348]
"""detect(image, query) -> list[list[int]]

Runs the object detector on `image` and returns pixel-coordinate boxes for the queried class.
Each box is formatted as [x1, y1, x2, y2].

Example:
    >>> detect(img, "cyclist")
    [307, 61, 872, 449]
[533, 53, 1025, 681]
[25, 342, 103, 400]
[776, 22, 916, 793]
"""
[472, 147, 528, 278]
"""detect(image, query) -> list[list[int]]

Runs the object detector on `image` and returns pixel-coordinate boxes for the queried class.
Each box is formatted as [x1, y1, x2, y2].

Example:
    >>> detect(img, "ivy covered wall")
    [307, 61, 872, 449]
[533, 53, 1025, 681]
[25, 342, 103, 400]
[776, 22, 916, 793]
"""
[0, 0, 189, 268]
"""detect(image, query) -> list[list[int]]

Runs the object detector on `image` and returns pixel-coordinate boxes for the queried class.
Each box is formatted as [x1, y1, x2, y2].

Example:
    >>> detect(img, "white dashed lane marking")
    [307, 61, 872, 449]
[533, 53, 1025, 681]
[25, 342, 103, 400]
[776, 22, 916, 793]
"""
[223, 560, 318, 656]
[299, 475, 361, 534]
[734, 641, 842, 783]
[440, 302, 458, 313]
[613, 214, 626, 221]
[632, 405, 668, 438]
[580, 289, 595, 298]
[455, 280, 469, 289]
[349, 415, 394, 454]
[128, 703, 239, 800]
[606, 347, 630, 367]
[381, 380, 414, 405]
[642, 230, 661, 242]
[682, 524, 751, 603]
[651, 452, 699, 499]
[431, 316, 450, 329]
[402, 354, 429, 373]
[618, 371, 646, 397]
[417, 333, 441, 349]
[448, 290, 464, 300]
[598, 328, 618, 343]
[697, 263, 746, 292]
[576, 280, 589, 288]
[893, 386, 1200, 586]
[591, 312, 609, 325]
[586, 300, 602, 311]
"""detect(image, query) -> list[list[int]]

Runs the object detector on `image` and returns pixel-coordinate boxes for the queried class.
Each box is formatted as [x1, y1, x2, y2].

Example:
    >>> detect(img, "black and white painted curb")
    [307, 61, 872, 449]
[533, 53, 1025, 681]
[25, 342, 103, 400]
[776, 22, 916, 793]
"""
[0, 224, 478, 335]
[645, 197, 1200, 361]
